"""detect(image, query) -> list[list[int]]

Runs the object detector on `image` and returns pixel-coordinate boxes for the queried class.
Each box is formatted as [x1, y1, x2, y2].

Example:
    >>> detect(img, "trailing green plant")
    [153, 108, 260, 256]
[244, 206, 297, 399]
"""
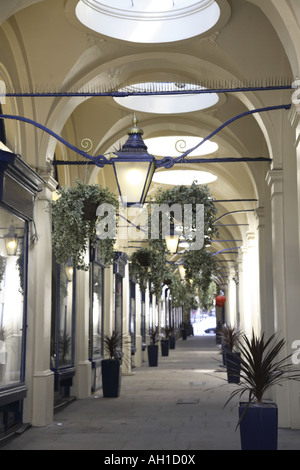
[130, 247, 152, 292]
[152, 182, 218, 243]
[49, 179, 118, 270]
[225, 330, 300, 408]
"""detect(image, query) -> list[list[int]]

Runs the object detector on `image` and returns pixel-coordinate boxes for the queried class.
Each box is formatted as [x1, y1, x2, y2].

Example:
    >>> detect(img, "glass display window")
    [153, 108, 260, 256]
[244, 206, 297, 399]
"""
[0, 208, 27, 389]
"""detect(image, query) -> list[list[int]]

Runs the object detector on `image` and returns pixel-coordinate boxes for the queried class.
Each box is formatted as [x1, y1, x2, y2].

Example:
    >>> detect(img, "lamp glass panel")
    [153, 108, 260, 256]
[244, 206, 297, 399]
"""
[114, 160, 155, 204]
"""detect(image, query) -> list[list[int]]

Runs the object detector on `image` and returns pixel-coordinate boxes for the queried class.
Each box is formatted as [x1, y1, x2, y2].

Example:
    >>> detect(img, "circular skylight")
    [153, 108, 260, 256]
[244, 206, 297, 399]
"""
[114, 83, 219, 114]
[75, 0, 221, 43]
[145, 135, 218, 157]
[153, 170, 217, 185]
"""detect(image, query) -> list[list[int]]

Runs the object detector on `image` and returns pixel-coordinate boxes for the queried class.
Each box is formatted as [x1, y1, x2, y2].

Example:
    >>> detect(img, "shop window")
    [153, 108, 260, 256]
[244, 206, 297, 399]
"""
[51, 259, 76, 407]
[89, 250, 104, 392]
[129, 280, 136, 355]
[115, 274, 123, 336]
[140, 290, 146, 351]
[0, 210, 26, 388]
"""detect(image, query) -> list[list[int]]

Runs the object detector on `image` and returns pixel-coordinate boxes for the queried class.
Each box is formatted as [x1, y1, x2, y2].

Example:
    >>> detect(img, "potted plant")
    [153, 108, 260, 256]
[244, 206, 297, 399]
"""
[221, 323, 242, 383]
[169, 327, 176, 350]
[147, 327, 159, 367]
[225, 330, 300, 450]
[161, 326, 172, 356]
[49, 179, 118, 270]
[101, 331, 126, 398]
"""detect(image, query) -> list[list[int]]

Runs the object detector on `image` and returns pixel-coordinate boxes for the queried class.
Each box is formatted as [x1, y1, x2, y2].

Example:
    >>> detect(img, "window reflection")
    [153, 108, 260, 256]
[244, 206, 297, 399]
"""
[58, 266, 73, 367]
[51, 261, 75, 369]
[0, 210, 26, 388]
[91, 264, 103, 358]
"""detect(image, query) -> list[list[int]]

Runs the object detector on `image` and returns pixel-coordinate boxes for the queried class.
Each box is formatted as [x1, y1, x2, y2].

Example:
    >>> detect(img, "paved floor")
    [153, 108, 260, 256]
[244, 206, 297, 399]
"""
[1, 335, 300, 451]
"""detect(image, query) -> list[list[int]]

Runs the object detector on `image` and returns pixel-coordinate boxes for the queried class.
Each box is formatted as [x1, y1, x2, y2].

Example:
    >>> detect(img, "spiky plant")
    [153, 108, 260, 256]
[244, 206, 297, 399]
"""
[149, 327, 159, 345]
[221, 324, 242, 352]
[103, 331, 124, 360]
[226, 330, 300, 406]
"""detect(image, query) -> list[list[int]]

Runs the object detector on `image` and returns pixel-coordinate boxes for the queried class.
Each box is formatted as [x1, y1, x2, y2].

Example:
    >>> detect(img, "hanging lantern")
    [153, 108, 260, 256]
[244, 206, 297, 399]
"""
[165, 224, 179, 253]
[111, 114, 155, 206]
[4, 224, 18, 256]
[216, 295, 226, 307]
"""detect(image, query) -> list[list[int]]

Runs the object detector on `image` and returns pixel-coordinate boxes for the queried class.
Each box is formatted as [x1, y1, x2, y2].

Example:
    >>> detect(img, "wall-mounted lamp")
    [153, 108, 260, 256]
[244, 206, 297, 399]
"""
[4, 224, 18, 256]
[65, 265, 74, 282]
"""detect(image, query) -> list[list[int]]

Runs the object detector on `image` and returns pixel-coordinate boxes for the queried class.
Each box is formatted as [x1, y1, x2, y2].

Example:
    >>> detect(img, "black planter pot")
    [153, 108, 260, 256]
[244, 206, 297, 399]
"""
[182, 329, 187, 340]
[147, 345, 158, 367]
[161, 339, 169, 356]
[169, 335, 176, 350]
[222, 344, 230, 366]
[226, 351, 241, 383]
[239, 402, 278, 450]
[101, 359, 121, 397]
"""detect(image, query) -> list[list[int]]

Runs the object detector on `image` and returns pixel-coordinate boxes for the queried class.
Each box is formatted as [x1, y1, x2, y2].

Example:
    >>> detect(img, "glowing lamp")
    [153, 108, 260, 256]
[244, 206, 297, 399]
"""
[111, 115, 155, 206]
[4, 224, 18, 256]
[165, 224, 179, 253]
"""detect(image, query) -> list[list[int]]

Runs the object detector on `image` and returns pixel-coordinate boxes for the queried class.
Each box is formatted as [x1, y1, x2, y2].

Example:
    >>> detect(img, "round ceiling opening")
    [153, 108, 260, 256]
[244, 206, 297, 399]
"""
[114, 83, 219, 114]
[153, 170, 217, 185]
[145, 135, 218, 157]
[75, 0, 221, 43]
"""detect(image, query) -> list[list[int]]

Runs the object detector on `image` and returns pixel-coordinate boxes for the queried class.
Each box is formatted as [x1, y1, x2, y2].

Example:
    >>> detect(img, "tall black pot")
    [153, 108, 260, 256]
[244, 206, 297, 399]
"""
[101, 359, 121, 397]
[169, 335, 176, 350]
[147, 344, 158, 367]
[239, 402, 278, 450]
[226, 351, 241, 383]
[161, 339, 169, 356]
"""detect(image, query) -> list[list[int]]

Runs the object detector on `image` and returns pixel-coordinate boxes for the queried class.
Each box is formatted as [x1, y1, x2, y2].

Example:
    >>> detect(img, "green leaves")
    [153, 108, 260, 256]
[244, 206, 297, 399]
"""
[50, 179, 118, 270]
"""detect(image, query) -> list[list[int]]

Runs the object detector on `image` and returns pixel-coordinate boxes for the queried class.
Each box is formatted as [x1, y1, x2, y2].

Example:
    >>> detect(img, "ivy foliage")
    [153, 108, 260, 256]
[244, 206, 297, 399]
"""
[50, 179, 119, 270]
[130, 182, 218, 303]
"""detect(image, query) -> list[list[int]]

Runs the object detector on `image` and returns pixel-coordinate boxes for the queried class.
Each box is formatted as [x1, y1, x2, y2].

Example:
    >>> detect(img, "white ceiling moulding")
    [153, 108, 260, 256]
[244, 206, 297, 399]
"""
[114, 82, 219, 113]
[75, 0, 222, 43]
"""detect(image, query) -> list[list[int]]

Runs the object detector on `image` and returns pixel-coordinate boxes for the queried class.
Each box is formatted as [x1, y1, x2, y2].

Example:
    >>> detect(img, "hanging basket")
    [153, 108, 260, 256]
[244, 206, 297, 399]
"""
[82, 200, 99, 221]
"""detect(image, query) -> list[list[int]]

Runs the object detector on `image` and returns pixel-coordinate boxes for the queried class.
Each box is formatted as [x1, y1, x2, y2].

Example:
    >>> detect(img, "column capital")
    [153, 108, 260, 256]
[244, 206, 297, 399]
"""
[255, 206, 265, 228]
[289, 102, 300, 129]
[266, 169, 283, 196]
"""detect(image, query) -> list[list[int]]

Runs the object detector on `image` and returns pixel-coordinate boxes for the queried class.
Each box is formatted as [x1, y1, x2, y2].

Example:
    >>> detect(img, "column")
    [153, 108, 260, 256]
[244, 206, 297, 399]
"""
[255, 206, 274, 338]
[266, 169, 292, 427]
[24, 172, 56, 426]
[246, 231, 260, 336]
[73, 269, 91, 398]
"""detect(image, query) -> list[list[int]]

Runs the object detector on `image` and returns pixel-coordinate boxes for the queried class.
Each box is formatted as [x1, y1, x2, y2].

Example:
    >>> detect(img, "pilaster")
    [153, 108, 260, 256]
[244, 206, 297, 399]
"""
[24, 172, 57, 426]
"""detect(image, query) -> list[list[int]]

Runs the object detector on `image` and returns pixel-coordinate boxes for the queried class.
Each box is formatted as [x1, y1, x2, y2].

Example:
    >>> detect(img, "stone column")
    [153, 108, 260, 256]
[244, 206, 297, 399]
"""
[73, 268, 91, 398]
[255, 206, 274, 338]
[24, 172, 56, 427]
